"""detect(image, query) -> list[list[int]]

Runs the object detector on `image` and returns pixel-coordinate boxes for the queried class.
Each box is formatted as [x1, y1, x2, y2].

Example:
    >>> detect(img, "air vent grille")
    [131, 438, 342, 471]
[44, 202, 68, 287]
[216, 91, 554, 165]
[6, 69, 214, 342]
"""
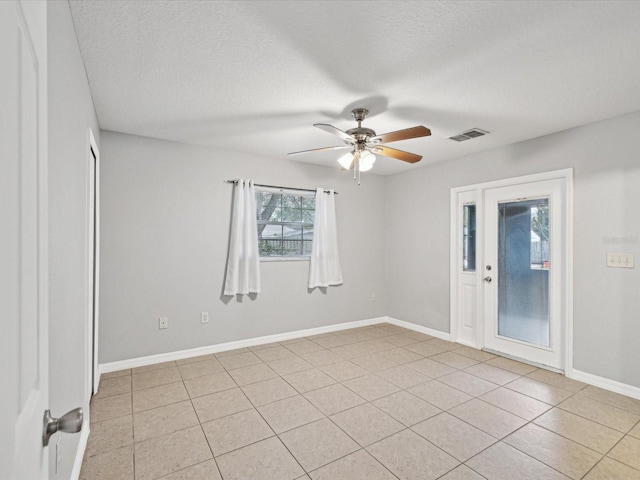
[449, 128, 489, 142]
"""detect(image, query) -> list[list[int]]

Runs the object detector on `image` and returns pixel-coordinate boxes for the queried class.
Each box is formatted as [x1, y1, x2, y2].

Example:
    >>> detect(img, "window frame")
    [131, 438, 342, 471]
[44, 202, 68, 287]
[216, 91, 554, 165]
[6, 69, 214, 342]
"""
[255, 186, 315, 262]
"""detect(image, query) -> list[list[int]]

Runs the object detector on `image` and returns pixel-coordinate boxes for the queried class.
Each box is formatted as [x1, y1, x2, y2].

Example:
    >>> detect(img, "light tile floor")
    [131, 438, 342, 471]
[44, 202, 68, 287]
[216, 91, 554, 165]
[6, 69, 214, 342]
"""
[80, 324, 640, 480]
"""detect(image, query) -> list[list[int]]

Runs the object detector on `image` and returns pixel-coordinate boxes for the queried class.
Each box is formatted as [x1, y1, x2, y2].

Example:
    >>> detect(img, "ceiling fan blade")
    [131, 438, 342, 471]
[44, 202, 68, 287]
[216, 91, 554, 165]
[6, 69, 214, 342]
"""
[314, 123, 355, 143]
[287, 145, 351, 156]
[372, 145, 423, 163]
[370, 126, 431, 144]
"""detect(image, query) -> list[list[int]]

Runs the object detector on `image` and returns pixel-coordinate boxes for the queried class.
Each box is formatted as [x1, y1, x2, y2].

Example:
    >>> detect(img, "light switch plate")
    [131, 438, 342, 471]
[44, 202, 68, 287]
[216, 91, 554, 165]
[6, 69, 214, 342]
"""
[606, 253, 634, 268]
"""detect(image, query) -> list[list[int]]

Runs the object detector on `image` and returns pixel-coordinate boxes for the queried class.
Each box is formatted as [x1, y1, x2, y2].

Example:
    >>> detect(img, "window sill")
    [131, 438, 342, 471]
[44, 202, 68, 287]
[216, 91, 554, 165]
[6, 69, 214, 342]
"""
[260, 256, 310, 262]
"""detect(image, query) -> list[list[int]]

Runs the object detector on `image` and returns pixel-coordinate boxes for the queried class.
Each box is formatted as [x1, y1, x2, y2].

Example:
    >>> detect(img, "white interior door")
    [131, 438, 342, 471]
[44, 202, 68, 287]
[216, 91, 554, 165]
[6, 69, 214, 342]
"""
[483, 178, 567, 369]
[0, 1, 49, 478]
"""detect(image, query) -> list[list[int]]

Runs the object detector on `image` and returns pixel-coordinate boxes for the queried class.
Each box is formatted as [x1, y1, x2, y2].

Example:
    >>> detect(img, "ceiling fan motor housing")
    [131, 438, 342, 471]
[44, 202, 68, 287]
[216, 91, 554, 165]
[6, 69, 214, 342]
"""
[346, 127, 376, 146]
[346, 109, 376, 149]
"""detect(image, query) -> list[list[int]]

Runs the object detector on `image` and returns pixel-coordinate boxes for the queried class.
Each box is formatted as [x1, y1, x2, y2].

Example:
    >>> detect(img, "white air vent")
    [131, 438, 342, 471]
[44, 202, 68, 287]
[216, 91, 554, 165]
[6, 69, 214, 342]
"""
[448, 128, 490, 142]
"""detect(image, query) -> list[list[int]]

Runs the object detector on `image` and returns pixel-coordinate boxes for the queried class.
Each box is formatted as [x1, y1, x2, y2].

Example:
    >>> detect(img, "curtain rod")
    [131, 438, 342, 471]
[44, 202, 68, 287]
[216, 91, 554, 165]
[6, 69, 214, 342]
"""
[224, 180, 338, 195]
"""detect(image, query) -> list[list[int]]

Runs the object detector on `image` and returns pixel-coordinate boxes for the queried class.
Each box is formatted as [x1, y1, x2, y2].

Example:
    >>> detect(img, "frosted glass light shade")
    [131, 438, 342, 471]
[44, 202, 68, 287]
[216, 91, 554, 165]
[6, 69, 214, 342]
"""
[337, 152, 353, 169]
[359, 151, 376, 171]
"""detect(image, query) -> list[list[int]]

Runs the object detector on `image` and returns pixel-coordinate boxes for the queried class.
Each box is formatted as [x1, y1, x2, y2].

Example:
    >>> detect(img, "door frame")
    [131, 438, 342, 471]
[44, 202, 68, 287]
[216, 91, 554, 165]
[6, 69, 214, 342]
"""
[86, 128, 101, 395]
[451, 168, 574, 374]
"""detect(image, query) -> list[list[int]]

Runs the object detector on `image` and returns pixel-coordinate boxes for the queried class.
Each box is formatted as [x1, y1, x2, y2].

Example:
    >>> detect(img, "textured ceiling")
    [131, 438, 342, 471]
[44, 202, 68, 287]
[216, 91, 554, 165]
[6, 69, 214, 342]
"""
[69, 0, 640, 175]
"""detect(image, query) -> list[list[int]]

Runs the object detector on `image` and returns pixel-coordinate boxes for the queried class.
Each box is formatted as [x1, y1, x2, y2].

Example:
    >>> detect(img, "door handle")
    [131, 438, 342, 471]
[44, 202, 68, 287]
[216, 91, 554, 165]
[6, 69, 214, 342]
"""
[43, 407, 83, 446]
[484, 276, 492, 283]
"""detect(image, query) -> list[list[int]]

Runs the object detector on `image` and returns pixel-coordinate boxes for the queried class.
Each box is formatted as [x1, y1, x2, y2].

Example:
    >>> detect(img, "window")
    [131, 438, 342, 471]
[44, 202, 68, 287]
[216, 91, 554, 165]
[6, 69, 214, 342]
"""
[530, 201, 550, 270]
[498, 198, 550, 271]
[256, 188, 315, 259]
[462, 204, 476, 271]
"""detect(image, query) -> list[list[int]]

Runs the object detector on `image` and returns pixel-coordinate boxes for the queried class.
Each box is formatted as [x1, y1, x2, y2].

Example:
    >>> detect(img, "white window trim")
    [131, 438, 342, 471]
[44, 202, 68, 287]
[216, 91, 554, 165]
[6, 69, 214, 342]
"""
[260, 256, 310, 262]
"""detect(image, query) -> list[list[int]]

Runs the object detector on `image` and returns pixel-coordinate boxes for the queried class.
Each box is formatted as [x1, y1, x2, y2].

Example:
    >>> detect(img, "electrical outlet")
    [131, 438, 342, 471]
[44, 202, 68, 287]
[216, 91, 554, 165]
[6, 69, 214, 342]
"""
[606, 253, 635, 268]
[201, 312, 209, 324]
[159, 316, 169, 329]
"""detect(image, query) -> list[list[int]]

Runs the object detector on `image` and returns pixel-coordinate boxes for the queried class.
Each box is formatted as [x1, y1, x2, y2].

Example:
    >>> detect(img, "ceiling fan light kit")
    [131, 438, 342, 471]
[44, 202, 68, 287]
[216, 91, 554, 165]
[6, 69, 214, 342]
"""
[337, 150, 376, 171]
[288, 108, 431, 185]
[337, 152, 353, 170]
[359, 151, 376, 172]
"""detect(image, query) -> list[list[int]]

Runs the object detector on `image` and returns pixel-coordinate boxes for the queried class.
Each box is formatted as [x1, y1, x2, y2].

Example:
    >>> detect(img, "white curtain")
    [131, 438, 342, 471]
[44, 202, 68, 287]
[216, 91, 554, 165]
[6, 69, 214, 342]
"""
[224, 179, 261, 295]
[309, 188, 343, 288]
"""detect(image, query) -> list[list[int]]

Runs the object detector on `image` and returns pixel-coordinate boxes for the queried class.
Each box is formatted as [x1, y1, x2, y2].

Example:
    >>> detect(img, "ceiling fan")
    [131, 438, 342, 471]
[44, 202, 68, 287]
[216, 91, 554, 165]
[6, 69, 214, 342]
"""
[288, 108, 431, 184]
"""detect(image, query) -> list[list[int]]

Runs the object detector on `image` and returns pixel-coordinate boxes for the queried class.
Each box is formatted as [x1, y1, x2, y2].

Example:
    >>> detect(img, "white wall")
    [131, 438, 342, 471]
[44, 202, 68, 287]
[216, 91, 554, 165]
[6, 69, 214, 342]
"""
[99, 131, 387, 363]
[385, 111, 640, 388]
[48, 2, 100, 478]
[101, 112, 640, 390]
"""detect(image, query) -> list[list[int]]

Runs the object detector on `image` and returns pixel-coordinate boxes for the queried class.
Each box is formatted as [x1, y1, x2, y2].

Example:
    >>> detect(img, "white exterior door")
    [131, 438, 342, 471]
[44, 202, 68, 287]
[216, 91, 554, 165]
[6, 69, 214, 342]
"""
[0, 1, 49, 478]
[483, 178, 568, 369]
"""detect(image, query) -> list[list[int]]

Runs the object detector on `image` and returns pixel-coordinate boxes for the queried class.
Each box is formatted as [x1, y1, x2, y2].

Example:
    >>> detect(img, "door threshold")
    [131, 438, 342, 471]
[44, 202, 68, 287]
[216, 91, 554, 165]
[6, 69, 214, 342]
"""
[482, 348, 564, 375]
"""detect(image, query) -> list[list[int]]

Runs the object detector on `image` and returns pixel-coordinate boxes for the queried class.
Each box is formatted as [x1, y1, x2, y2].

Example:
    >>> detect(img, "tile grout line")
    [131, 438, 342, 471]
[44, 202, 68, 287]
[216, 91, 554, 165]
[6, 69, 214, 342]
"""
[332, 419, 447, 478]
[457, 382, 637, 479]
[579, 417, 640, 477]
[186, 357, 299, 477]
[553, 394, 640, 434]
[194, 418, 225, 479]
[455, 386, 596, 464]
[249, 398, 308, 479]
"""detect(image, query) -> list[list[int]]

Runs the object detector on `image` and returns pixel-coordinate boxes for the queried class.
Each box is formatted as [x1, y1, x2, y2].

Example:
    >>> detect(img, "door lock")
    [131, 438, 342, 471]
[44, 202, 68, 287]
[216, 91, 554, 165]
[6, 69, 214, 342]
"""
[484, 276, 492, 283]
[43, 408, 83, 446]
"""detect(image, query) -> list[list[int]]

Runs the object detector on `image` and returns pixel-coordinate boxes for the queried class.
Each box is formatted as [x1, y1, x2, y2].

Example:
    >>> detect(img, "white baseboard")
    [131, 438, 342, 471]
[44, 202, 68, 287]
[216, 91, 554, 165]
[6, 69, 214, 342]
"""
[384, 316, 452, 341]
[570, 369, 640, 400]
[100, 317, 388, 373]
[70, 420, 90, 480]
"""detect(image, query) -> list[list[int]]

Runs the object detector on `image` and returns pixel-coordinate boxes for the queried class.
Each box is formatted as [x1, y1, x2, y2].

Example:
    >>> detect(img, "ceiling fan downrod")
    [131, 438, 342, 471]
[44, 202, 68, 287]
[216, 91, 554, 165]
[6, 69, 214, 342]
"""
[352, 108, 368, 127]
[346, 109, 376, 146]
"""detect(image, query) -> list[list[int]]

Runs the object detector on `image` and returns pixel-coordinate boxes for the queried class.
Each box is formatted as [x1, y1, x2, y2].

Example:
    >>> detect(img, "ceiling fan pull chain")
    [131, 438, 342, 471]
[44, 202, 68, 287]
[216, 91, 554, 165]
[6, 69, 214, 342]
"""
[353, 151, 357, 181]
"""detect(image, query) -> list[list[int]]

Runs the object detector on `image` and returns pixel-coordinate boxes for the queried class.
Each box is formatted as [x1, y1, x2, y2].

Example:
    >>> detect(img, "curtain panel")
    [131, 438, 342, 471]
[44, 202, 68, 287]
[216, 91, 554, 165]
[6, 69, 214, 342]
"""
[309, 188, 343, 288]
[223, 179, 261, 295]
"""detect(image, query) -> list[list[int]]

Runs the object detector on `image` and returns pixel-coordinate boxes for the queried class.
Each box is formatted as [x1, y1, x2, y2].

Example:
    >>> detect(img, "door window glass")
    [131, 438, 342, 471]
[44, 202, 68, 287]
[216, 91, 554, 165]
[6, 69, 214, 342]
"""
[498, 198, 550, 347]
